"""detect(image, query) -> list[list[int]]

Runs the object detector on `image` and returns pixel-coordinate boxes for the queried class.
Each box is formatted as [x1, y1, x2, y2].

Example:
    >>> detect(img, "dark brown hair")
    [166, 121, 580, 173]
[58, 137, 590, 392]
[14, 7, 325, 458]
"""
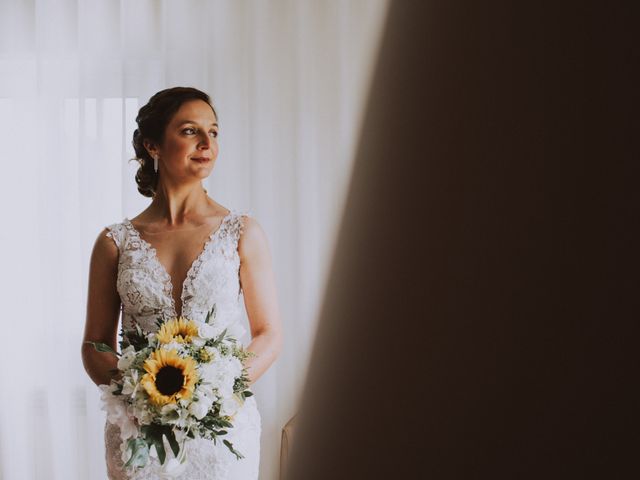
[131, 86, 218, 197]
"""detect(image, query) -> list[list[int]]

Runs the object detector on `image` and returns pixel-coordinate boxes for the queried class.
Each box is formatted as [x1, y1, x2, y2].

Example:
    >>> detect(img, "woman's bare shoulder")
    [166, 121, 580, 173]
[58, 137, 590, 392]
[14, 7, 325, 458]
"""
[238, 213, 260, 230]
[238, 215, 269, 260]
[92, 227, 119, 262]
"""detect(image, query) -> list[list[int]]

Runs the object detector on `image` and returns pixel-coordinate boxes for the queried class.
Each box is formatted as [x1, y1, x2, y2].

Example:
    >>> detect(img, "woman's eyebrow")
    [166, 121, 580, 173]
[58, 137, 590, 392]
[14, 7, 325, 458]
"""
[177, 120, 218, 127]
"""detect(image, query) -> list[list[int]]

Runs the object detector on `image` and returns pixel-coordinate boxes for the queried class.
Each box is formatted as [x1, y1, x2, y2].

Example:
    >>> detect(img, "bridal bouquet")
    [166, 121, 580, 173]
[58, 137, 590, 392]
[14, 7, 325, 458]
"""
[87, 305, 254, 475]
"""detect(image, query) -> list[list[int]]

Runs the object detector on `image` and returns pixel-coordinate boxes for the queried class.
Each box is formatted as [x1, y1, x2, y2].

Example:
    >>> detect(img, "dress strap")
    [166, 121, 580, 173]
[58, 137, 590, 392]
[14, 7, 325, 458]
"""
[105, 222, 126, 251]
[225, 211, 251, 244]
[214, 210, 250, 259]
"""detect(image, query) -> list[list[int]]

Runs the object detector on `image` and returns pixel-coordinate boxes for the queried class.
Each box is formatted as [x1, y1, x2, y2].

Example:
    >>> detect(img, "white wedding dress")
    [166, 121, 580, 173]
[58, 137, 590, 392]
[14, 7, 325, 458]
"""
[102, 209, 261, 480]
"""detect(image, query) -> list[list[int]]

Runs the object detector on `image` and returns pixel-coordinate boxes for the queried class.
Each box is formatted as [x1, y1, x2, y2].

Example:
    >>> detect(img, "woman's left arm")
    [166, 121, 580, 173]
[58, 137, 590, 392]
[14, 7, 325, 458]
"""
[238, 216, 284, 385]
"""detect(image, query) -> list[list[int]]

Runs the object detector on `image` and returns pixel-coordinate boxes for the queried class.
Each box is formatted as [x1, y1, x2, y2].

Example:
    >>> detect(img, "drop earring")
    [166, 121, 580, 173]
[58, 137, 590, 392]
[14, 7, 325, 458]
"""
[153, 155, 158, 173]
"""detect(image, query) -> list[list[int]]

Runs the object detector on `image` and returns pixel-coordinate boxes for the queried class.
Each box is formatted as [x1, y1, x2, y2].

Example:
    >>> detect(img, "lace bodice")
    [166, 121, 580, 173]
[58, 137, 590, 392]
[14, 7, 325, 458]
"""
[102, 209, 261, 480]
[106, 210, 248, 335]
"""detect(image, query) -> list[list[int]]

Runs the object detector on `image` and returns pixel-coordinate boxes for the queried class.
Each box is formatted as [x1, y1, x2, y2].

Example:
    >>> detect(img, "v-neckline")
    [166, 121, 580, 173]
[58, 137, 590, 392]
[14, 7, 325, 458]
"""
[123, 210, 234, 318]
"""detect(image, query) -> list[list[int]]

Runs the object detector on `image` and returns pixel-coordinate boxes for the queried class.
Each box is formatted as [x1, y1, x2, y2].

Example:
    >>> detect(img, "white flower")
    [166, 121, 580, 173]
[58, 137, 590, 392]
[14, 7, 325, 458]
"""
[202, 346, 218, 363]
[160, 403, 178, 416]
[117, 345, 137, 371]
[161, 341, 183, 352]
[120, 442, 131, 464]
[197, 321, 217, 339]
[225, 356, 243, 377]
[131, 397, 154, 425]
[197, 382, 216, 399]
[199, 361, 216, 384]
[188, 395, 213, 420]
[121, 369, 139, 396]
[160, 458, 187, 478]
[167, 401, 196, 429]
[99, 384, 138, 441]
[199, 355, 243, 399]
[158, 403, 181, 425]
[219, 395, 243, 417]
[173, 428, 188, 443]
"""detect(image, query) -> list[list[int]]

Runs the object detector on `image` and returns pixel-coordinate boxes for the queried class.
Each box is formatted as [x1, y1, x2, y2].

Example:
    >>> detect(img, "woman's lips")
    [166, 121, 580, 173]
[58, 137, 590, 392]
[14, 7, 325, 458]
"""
[192, 157, 211, 163]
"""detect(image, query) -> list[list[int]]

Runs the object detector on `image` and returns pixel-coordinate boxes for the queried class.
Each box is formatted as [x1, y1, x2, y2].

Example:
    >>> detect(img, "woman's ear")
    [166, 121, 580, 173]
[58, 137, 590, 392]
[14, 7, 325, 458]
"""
[143, 139, 159, 159]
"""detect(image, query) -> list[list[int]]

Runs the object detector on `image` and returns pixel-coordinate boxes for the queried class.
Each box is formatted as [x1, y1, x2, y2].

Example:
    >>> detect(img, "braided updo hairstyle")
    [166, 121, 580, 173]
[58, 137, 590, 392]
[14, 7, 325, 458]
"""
[131, 86, 218, 198]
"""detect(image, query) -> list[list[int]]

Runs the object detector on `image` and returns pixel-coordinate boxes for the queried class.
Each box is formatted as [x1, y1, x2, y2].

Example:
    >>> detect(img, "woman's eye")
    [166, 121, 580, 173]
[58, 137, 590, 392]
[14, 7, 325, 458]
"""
[182, 128, 217, 138]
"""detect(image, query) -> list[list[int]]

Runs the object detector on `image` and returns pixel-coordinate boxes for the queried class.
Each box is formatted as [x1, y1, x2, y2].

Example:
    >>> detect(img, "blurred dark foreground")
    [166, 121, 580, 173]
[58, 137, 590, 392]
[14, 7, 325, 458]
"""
[287, 1, 639, 479]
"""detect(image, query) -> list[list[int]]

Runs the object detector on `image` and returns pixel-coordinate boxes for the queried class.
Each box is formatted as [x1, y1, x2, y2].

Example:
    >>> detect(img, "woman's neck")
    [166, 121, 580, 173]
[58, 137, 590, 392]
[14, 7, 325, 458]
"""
[150, 181, 211, 226]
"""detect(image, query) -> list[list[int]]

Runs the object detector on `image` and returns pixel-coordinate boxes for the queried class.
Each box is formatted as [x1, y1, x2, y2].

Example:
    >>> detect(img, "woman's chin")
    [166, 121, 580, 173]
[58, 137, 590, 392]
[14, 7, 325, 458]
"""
[190, 162, 215, 177]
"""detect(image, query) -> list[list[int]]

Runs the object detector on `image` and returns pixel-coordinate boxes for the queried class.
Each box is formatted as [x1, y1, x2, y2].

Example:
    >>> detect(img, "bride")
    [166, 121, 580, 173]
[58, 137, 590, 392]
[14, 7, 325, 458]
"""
[81, 86, 283, 479]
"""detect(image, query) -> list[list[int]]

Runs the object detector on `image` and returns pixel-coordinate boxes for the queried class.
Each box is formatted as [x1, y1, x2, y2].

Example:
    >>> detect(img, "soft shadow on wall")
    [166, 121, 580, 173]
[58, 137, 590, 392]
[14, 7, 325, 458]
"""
[286, 1, 639, 478]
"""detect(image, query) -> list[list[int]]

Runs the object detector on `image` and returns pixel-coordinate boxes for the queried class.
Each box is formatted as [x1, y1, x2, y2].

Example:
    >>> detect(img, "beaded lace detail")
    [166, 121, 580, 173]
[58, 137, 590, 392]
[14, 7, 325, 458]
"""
[103, 210, 261, 480]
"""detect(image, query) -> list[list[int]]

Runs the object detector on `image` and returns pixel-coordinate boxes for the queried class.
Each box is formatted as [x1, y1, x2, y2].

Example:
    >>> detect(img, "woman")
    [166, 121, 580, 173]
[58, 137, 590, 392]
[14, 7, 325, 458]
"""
[81, 86, 283, 479]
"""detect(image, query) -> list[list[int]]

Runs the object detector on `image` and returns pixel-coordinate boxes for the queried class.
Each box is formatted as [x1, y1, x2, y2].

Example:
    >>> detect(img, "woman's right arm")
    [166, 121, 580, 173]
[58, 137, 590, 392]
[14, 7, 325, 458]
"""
[81, 228, 122, 387]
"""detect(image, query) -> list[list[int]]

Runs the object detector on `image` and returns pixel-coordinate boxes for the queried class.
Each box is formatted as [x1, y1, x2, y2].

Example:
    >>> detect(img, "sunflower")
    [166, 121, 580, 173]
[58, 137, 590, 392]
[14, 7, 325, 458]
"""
[157, 317, 200, 344]
[141, 349, 199, 406]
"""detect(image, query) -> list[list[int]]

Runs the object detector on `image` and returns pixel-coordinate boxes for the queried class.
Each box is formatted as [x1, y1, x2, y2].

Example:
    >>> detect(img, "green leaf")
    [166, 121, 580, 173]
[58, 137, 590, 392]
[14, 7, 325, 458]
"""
[215, 328, 227, 344]
[223, 439, 245, 460]
[165, 429, 181, 458]
[151, 433, 166, 465]
[206, 304, 217, 324]
[85, 341, 120, 357]
[122, 325, 149, 351]
[218, 418, 233, 428]
[124, 438, 149, 468]
[119, 325, 129, 350]
[142, 423, 182, 465]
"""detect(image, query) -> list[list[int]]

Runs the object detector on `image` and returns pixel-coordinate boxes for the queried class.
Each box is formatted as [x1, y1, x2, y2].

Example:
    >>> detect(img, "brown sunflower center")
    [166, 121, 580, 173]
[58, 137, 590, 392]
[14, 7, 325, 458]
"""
[155, 366, 185, 396]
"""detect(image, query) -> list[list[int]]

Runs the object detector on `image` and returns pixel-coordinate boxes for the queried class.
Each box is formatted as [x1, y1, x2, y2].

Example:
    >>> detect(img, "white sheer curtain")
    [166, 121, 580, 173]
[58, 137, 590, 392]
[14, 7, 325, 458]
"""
[0, 0, 387, 479]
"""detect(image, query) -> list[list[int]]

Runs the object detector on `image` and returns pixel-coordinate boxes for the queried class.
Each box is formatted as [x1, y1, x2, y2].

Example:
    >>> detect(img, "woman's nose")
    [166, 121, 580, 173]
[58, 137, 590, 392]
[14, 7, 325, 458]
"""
[198, 132, 212, 149]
